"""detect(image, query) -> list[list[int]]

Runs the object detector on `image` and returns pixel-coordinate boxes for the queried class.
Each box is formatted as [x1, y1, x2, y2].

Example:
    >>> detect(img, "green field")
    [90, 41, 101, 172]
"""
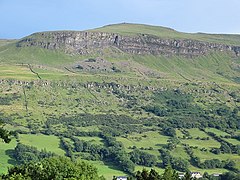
[19, 134, 65, 156]
[205, 128, 230, 137]
[222, 138, 240, 146]
[0, 139, 17, 174]
[76, 136, 104, 145]
[181, 130, 221, 150]
[117, 131, 169, 157]
[84, 161, 127, 180]
[171, 146, 190, 160]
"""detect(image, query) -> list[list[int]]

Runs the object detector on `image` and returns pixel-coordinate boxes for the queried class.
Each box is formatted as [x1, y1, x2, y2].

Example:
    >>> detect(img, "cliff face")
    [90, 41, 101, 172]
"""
[16, 31, 240, 57]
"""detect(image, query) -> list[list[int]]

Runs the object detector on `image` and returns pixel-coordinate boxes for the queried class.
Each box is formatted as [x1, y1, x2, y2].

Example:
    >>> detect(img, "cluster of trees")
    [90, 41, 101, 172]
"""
[133, 168, 240, 180]
[45, 113, 147, 136]
[162, 127, 176, 137]
[143, 90, 201, 117]
[129, 149, 157, 167]
[13, 143, 55, 164]
[60, 135, 135, 174]
[142, 105, 168, 117]
[72, 137, 106, 161]
[199, 159, 236, 170]
[159, 148, 189, 172]
[60, 138, 74, 158]
[133, 166, 190, 180]
[0, 127, 11, 143]
[1, 156, 105, 180]
[164, 137, 180, 151]
[0, 118, 14, 143]
[142, 90, 240, 131]
[103, 135, 135, 173]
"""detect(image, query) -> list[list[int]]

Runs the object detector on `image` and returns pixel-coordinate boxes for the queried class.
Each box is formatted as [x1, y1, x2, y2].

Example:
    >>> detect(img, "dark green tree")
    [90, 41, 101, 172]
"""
[183, 171, 192, 180]
[135, 169, 161, 180]
[129, 149, 157, 167]
[0, 121, 11, 143]
[148, 169, 161, 180]
[2, 156, 105, 180]
[161, 165, 179, 180]
[2, 157, 104, 180]
[220, 172, 240, 180]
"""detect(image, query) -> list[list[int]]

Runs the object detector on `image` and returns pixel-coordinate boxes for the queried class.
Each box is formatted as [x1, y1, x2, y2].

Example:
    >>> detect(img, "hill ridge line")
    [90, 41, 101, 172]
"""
[16, 30, 240, 58]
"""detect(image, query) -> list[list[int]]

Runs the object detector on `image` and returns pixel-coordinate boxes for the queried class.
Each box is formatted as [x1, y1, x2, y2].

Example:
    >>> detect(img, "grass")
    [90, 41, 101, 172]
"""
[189, 165, 229, 174]
[76, 126, 100, 132]
[0, 47, 239, 87]
[0, 45, 80, 67]
[3, 124, 29, 132]
[131, 53, 238, 84]
[0, 64, 36, 80]
[222, 138, 240, 145]
[0, 139, 17, 174]
[205, 128, 230, 137]
[181, 138, 220, 150]
[116, 131, 170, 158]
[176, 129, 184, 138]
[0, 39, 16, 47]
[19, 134, 65, 156]
[171, 146, 190, 160]
[187, 128, 210, 138]
[181, 129, 221, 150]
[75, 136, 104, 145]
[117, 131, 169, 151]
[81, 160, 127, 180]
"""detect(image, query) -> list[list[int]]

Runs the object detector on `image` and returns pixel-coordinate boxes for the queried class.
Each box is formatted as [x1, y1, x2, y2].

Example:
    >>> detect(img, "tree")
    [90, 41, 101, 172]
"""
[135, 169, 161, 180]
[220, 172, 240, 180]
[183, 171, 192, 180]
[13, 143, 56, 164]
[161, 165, 179, 180]
[148, 169, 161, 180]
[2, 156, 105, 180]
[162, 127, 176, 137]
[220, 142, 232, 154]
[0, 121, 11, 143]
[171, 158, 189, 172]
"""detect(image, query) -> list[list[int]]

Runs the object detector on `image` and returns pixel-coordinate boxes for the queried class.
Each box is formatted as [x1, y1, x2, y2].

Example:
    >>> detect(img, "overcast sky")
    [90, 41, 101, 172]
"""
[1, 0, 240, 39]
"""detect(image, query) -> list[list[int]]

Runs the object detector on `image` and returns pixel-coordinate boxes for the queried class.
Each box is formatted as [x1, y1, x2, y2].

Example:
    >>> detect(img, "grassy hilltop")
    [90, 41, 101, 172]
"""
[91, 23, 240, 45]
[0, 23, 240, 179]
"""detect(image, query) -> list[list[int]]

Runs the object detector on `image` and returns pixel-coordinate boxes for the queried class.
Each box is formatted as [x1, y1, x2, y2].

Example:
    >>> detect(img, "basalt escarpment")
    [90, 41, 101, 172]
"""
[16, 31, 240, 57]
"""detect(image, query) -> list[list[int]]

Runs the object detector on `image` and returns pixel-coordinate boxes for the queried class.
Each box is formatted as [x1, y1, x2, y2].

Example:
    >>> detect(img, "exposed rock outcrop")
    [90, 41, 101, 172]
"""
[16, 31, 240, 57]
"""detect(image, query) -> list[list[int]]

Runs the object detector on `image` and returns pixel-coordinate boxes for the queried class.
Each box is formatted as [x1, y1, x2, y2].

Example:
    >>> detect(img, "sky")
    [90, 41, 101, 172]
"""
[1, 0, 240, 39]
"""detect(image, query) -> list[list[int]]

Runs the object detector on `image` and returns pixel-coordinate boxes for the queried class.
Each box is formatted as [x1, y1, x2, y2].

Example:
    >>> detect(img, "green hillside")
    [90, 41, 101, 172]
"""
[91, 23, 240, 45]
[0, 24, 240, 179]
[0, 39, 17, 47]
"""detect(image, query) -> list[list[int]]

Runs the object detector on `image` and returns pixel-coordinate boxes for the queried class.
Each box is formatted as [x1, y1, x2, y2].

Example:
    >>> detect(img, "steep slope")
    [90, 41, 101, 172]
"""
[0, 23, 240, 84]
